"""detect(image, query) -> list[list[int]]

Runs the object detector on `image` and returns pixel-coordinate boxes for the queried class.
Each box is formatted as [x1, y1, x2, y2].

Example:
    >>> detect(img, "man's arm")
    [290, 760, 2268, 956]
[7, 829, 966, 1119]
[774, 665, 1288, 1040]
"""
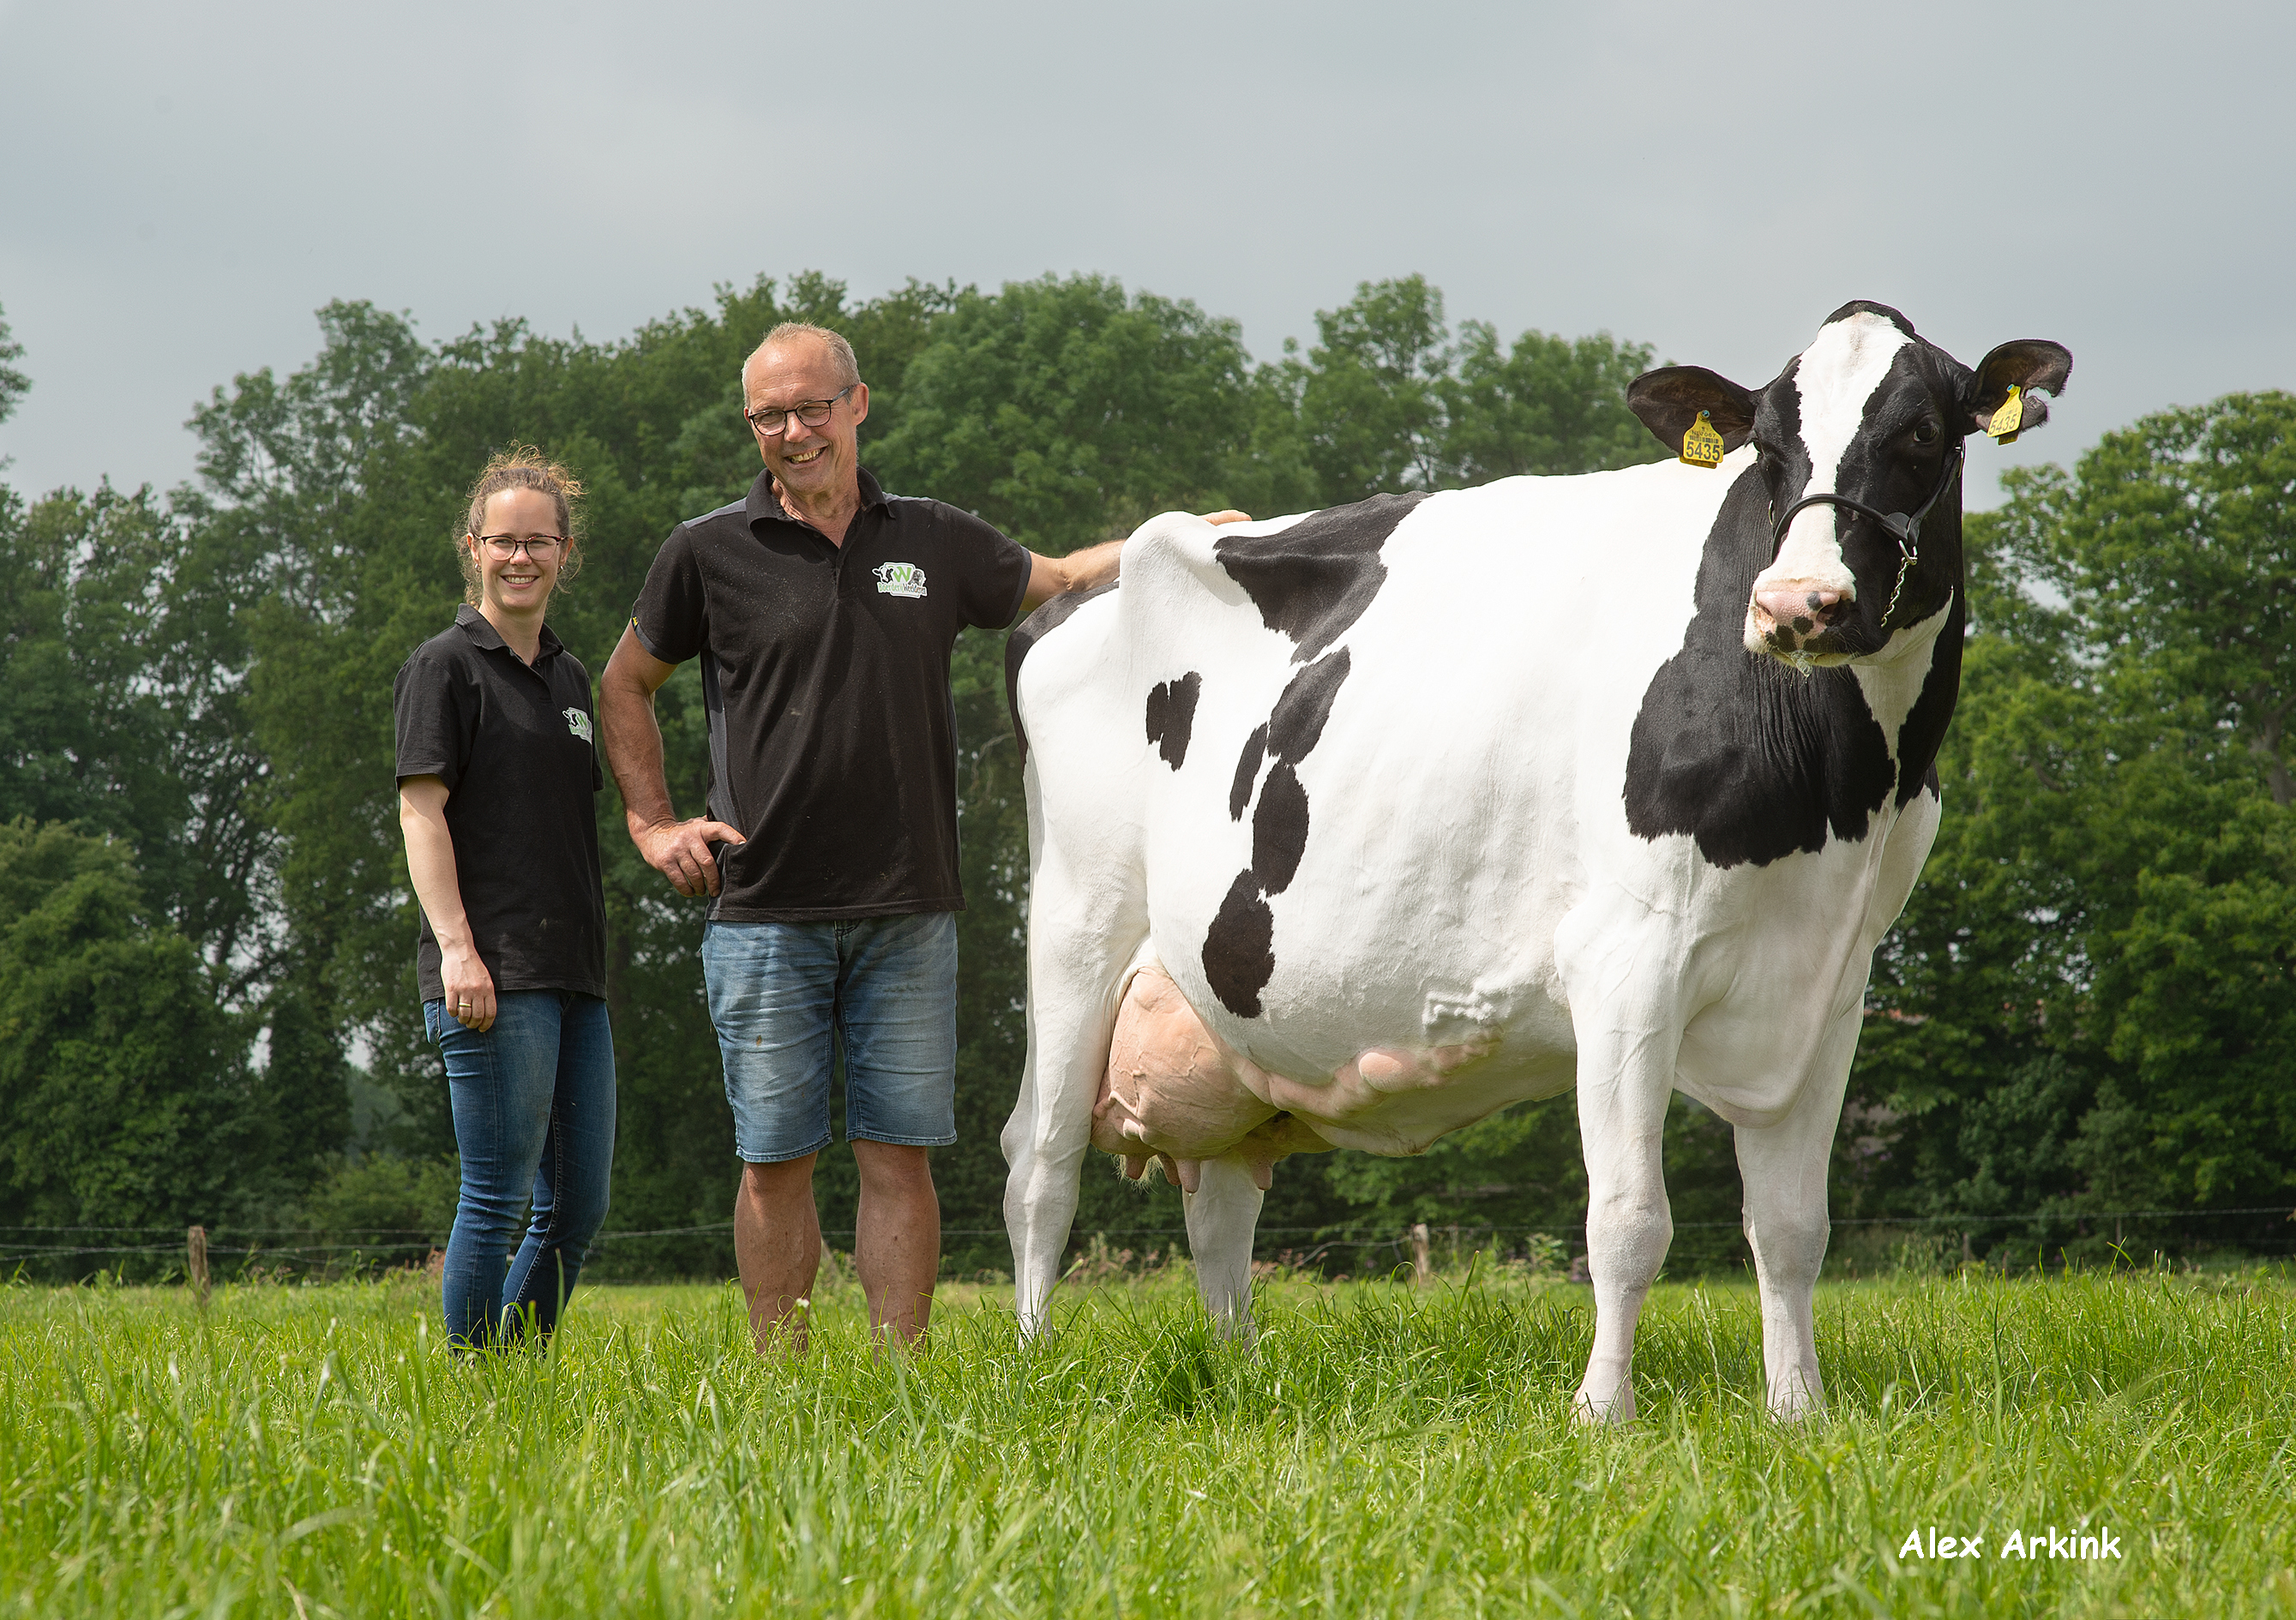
[1018, 509, 1252, 615]
[599, 624, 745, 897]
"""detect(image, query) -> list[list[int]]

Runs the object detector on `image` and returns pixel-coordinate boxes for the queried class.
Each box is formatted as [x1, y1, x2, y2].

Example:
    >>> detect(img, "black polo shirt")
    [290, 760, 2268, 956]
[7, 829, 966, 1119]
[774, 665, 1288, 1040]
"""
[393, 605, 608, 1002]
[629, 467, 1031, 921]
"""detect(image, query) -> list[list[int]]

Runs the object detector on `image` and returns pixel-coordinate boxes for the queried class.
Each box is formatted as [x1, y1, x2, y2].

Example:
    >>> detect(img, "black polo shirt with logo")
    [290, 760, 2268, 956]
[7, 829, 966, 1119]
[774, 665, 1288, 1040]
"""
[393, 605, 609, 1002]
[628, 467, 1031, 921]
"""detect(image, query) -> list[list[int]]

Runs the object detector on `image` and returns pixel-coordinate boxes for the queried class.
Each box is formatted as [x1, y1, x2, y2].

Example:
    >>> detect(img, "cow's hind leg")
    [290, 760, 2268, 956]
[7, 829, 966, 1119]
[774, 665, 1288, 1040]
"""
[1733, 1016, 1857, 1419]
[1181, 1155, 1264, 1340]
[1002, 935, 1138, 1341]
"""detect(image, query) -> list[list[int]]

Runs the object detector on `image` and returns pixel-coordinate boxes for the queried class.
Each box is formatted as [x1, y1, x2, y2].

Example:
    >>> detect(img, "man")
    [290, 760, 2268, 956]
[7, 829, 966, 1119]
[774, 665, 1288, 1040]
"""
[600, 321, 1239, 1353]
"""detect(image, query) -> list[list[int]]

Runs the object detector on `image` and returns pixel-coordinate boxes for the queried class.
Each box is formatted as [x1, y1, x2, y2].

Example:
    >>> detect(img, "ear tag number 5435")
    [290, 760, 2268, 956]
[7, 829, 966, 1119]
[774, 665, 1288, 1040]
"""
[1987, 384, 2025, 445]
[1680, 410, 1727, 469]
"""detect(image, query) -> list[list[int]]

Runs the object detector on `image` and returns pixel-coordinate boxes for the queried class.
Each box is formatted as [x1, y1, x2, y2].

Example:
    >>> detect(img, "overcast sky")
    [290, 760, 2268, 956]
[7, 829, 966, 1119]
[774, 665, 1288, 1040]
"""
[3, 0, 2288, 509]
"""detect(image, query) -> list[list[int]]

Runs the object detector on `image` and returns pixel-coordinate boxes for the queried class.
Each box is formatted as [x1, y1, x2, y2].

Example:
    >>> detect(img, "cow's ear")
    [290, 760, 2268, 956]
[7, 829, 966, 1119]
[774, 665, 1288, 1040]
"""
[1627, 366, 1760, 455]
[1965, 340, 2071, 434]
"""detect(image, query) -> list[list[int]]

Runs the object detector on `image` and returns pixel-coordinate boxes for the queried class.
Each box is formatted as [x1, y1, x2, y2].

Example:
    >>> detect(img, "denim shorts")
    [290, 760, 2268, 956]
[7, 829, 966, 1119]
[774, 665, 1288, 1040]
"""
[702, 910, 959, 1163]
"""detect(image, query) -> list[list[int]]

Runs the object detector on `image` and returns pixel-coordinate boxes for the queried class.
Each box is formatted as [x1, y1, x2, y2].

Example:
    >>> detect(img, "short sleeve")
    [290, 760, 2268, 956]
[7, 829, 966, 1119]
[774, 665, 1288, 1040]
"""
[393, 644, 474, 791]
[942, 507, 1033, 631]
[630, 525, 708, 664]
[568, 659, 605, 793]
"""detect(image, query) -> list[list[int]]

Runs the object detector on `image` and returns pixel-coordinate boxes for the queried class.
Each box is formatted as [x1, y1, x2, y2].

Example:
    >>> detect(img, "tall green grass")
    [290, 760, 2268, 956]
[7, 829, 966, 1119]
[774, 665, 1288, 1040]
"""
[3, 1265, 2289, 1617]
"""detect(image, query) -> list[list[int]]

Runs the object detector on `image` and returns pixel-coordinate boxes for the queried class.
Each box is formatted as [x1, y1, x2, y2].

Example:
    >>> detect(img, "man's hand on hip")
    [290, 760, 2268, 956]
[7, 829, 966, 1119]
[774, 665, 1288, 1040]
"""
[636, 816, 747, 897]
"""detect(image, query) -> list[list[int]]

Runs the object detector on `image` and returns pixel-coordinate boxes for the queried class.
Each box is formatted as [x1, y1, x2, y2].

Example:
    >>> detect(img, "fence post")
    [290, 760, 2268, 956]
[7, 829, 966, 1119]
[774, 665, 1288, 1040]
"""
[186, 1226, 210, 1304]
[1410, 1222, 1432, 1287]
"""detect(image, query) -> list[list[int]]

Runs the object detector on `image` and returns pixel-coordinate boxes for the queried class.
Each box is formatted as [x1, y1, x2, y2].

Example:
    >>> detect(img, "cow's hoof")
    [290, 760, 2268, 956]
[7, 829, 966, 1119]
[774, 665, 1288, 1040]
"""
[1767, 1383, 1824, 1423]
[1206, 1309, 1256, 1347]
[1572, 1383, 1637, 1426]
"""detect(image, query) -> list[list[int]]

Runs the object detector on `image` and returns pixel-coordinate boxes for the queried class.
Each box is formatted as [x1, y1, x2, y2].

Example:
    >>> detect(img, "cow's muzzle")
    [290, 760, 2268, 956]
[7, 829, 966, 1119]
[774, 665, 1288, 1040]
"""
[1746, 441, 1965, 664]
[1748, 584, 1848, 656]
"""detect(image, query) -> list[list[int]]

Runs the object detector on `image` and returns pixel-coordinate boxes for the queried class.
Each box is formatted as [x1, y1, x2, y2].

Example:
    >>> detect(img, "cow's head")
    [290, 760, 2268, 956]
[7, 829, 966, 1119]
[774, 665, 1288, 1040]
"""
[1628, 302, 2071, 668]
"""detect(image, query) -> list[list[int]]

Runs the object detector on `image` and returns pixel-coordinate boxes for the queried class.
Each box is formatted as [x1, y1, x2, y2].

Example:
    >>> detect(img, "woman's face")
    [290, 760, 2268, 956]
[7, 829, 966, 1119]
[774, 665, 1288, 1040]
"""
[466, 488, 566, 614]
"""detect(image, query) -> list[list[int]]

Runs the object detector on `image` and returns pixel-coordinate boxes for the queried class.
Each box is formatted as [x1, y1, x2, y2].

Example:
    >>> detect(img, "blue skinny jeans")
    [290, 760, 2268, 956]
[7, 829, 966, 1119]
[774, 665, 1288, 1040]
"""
[425, 991, 616, 1350]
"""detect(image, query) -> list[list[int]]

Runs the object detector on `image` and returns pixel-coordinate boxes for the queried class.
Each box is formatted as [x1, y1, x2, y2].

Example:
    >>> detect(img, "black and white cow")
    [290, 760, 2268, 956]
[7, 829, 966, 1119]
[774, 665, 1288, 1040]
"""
[1001, 302, 2070, 1420]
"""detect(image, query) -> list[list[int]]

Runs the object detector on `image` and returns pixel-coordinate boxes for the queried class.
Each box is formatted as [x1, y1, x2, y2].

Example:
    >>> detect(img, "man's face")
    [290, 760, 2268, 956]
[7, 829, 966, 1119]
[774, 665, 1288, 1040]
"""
[743, 338, 869, 503]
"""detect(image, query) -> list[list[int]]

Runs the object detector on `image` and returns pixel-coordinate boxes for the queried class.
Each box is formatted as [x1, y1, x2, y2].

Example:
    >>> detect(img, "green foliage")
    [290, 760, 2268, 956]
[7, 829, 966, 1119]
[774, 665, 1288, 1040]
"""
[0, 483, 276, 980]
[872, 273, 1295, 550]
[3, 1272, 2290, 1616]
[1289, 273, 1454, 501]
[1442, 320, 1668, 481]
[1269, 275, 1668, 507]
[0, 299, 25, 426]
[298, 1152, 460, 1247]
[0, 822, 258, 1232]
[1855, 393, 2296, 1252]
[0, 474, 341, 1240]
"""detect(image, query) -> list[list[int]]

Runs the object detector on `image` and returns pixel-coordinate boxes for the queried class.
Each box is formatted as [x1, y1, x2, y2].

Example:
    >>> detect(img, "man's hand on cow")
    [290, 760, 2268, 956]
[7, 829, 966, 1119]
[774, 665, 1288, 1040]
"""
[1199, 509, 1252, 525]
[636, 815, 747, 897]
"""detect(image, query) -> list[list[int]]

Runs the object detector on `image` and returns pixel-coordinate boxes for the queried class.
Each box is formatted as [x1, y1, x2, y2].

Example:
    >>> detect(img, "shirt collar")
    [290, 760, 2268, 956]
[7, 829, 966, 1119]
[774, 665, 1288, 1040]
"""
[454, 603, 564, 663]
[743, 466, 892, 533]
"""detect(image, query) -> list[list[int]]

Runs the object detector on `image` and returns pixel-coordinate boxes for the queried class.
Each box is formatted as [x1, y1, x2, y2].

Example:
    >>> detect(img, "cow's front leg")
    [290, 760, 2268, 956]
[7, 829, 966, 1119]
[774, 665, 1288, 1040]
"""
[1734, 1011, 1858, 1419]
[1572, 1053, 1676, 1425]
[1181, 1155, 1264, 1340]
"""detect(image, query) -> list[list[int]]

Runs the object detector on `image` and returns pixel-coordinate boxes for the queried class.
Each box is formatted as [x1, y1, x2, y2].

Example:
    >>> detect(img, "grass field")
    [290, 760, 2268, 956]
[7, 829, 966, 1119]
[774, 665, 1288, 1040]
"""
[3, 1262, 2291, 1617]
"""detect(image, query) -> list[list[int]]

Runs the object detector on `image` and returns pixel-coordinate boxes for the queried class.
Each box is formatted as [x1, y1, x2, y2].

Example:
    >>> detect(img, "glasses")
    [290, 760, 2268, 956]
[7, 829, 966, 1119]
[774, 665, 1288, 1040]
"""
[744, 382, 856, 437]
[476, 534, 568, 561]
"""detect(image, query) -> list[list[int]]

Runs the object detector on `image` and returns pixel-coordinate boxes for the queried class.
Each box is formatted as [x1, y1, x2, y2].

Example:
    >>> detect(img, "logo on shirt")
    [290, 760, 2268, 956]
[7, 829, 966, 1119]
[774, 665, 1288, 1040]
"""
[563, 707, 594, 745]
[874, 561, 929, 599]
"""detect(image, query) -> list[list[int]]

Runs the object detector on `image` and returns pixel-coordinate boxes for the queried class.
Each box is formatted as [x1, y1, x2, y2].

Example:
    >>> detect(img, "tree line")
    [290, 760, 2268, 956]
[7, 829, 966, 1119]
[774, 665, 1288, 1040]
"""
[0, 279, 2289, 1280]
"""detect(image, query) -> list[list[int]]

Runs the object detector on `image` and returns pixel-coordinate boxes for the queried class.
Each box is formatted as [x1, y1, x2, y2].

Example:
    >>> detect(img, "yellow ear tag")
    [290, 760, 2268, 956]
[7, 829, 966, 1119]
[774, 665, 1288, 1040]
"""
[1680, 410, 1727, 469]
[1986, 384, 2024, 445]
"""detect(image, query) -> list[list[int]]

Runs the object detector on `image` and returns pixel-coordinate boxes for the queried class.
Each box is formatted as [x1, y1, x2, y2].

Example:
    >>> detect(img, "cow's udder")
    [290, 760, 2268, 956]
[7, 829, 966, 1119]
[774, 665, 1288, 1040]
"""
[1094, 965, 1331, 1191]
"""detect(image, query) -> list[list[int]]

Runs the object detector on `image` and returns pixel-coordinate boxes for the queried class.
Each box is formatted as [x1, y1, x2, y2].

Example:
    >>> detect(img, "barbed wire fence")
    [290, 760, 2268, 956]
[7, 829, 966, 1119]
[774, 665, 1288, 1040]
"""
[5, 1204, 2291, 1286]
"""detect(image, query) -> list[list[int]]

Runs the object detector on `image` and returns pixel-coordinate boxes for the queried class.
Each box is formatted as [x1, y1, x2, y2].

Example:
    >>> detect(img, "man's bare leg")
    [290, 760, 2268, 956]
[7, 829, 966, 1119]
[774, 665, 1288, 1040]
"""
[852, 1141, 938, 1347]
[736, 1155, 821, 1355]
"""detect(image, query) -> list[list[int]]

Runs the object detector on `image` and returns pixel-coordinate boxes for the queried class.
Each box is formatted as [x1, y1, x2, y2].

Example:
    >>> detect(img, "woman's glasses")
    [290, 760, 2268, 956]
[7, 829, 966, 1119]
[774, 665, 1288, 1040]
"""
[476, 534, 568, 561]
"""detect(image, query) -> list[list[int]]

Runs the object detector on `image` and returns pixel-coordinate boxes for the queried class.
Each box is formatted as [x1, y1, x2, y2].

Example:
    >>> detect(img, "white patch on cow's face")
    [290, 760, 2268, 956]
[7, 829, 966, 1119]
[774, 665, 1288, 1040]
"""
[1755, 313, 1912, 612]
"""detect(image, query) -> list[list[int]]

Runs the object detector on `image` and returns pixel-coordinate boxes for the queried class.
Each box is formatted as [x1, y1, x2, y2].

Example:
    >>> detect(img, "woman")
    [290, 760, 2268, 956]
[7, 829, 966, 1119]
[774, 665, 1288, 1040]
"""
[394, 449, 614, 1351]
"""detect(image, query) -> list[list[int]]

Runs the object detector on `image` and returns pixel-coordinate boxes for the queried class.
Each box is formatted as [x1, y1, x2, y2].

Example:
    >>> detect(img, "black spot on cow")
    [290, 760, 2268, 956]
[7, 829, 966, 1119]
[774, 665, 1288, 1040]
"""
[1198, 492, 1421, 1017]
[1202, 871, 1275, 1018]
[1229, 723, 1266, 821]
[1895, 589, 1964, 807]
[1623, 471, 1902, 867]
[1252, 762, 1310, 895]
[1266, 648, 1350, 763]
[1145, 672, 1201, 771]
[1205, 624, 1361, 1012]
[1824, 298, 1918, 336]
[1004, 581, 1119, 764]
[1215, 493, 1426, 663]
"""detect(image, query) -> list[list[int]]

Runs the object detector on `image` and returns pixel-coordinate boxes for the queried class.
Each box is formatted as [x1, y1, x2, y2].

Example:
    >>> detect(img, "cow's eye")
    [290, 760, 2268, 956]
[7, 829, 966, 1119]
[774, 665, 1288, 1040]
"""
[1912, 420, 1939, 446]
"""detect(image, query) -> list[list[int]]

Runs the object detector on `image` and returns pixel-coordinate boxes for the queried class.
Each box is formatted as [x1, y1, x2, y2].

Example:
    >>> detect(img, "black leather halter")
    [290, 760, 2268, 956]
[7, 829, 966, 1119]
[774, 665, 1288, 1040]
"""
[1767, 441, 1965, 630]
